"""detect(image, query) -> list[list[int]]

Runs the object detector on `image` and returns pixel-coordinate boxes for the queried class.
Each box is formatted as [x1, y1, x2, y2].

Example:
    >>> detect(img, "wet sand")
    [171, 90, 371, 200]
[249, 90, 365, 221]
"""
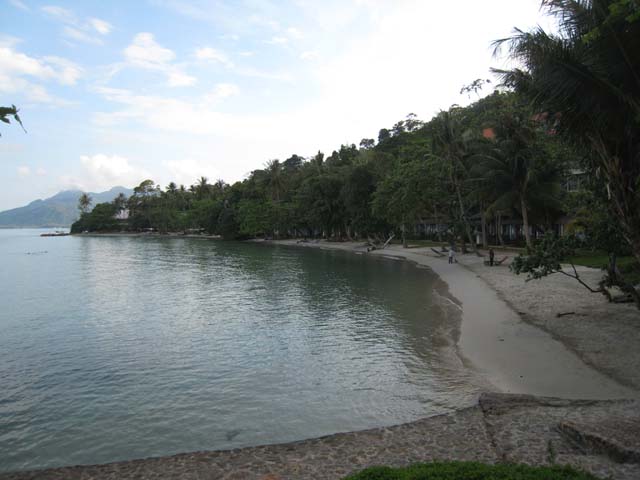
[267, 239, 638, 400]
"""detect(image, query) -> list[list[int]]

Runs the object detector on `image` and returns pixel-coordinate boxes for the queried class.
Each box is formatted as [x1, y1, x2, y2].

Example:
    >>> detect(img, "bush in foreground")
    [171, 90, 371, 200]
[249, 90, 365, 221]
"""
[344, 462, 597, 480]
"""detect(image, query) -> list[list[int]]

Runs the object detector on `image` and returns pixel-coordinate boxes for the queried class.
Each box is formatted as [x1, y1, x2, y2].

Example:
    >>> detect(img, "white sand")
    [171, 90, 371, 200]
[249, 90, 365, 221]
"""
[265, 240, 639, 400]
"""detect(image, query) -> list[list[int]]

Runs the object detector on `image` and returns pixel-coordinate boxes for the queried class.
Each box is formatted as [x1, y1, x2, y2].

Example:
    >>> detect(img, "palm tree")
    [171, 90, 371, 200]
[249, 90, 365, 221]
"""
[494, 0, 640, 261]
[78, 192, 92, 214]
[474, 109, 564, 247]
[264, 160, 284, 202]
[113, 193, 127, 213]
[192, 176, 211, 200]
[429, 110, 479, 254]
[166, 182, 178, 194]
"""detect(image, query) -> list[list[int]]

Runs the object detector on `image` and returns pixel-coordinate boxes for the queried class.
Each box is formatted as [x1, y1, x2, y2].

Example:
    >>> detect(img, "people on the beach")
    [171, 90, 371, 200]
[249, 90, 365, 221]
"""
[448, 249, 455, 264]
[489, 248, 495, 267]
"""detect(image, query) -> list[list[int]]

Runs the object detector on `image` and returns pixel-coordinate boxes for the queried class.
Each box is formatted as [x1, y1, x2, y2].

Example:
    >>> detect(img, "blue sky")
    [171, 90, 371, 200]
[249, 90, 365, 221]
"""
[0, 0, 553, 210]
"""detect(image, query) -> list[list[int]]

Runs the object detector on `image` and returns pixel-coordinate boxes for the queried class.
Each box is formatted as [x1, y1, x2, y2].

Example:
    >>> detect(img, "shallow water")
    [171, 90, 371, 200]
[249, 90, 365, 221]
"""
[0, 230, 479, 472]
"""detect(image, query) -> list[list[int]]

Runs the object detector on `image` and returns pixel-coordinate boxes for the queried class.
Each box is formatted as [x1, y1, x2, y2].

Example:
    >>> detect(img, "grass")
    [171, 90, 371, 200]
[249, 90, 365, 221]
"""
[344, 462, 598, 480]
[568, 250, 636, 269]
[568, 250, 640, 284]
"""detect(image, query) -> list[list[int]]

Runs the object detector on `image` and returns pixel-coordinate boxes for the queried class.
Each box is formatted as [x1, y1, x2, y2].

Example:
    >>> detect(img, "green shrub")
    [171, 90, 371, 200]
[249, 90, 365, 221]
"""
[344, 462, 598, 480]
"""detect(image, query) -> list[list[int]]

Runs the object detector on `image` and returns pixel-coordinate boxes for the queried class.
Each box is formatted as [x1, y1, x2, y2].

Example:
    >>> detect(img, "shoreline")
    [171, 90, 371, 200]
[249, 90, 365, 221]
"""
[9, 233, 637, 479]
[263, 239, 638, 400]
[2, 393, 638, 479]
[72, 232, 640, 394]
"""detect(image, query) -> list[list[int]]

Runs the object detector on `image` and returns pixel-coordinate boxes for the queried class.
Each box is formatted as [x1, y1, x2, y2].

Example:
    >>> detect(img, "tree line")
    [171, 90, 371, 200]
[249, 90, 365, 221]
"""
[72, 91, 574, 247]
[73, 0, 639, 298]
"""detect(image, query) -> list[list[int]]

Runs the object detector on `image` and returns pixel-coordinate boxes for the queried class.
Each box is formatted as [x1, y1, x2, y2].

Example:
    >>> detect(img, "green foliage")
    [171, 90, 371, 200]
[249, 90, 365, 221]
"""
[78, 193, 92, 214]
[511, 232, 640, 306]
[71, 202, 120, 233]
[63, 89, 592, 256]
[495, 0, 640, 262]
[0, 105, 26, 136]
[344, 461, 597, 480]
[511, 233, 581, 281]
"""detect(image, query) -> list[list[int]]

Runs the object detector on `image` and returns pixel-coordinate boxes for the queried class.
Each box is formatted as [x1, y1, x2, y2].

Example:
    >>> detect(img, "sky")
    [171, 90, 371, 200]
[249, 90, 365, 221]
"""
[0, 0, 555, 210]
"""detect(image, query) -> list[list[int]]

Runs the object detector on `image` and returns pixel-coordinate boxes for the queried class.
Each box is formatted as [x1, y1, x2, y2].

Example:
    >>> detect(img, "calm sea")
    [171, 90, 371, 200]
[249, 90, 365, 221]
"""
[0, 229, 479, 472]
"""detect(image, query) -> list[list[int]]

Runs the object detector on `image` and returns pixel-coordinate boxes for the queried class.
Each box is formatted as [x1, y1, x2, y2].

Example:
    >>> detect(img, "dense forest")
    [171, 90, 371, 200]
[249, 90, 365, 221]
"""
[73, 91, 574, 244]
[72, 0, 640, 302]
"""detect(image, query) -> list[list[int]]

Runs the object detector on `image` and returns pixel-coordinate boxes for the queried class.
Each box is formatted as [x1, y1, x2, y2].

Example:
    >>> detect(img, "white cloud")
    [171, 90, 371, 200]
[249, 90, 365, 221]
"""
[203, 83, 240, 103]
[93, 87, 230, 134]
[41, 5, 77, 23]
[233, 66, 292, 82]
[164, 158, 220, 187]
[17, 165, 30, 177]
[9, 0, 29, 11]
[60, 154, 149, 191]
[219, 33, 240, 41]
[123, 33, 195, 87]
[0, 47, 53, 79]
[125, 32, 175, 67]
[0, 45, 82, 103]
[42, 5, 112, 44]
[300, 50, 318, 61]
[248, 15, 280, 31]
[36, 167, 47, 176]
[0, 35, 21, 48]
[62, 26, 102, 45]
[194, 47, 232, 66]
[167, 70, 196, 87]
[90, 18, 112, 35]
[265, 36, 288, 45]
[286, 27, 304, 39]
[42, 56, 83, 85]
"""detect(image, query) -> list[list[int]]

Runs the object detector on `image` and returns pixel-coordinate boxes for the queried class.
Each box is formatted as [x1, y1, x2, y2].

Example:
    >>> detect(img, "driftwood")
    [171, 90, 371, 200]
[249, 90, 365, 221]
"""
[430, 248, 445, 257]
[484, 256, 509, 266]
[381, 234, 395, 250]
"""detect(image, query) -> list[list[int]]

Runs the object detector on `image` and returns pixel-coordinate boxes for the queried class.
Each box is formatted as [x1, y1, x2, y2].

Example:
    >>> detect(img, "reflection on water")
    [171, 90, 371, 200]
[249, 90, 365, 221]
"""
[0, 230, 480, 472]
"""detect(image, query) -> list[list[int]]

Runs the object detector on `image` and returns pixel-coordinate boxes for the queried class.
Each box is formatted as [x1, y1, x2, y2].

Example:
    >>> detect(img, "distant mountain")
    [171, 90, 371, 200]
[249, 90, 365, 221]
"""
[0, 186, 133, 228]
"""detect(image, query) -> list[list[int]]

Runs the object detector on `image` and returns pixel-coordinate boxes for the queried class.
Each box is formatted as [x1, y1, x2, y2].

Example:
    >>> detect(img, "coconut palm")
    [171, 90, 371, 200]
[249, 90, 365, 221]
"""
[166, 182, 178, 194]
[429, 110, 479, 254]
[191, 176, 211, 200]
[264, 160, 284, 202]
[113, 192, 127, 214]
[494, 0, 640, 260]
[473, 109, 564, 247]
[78, 192, 92, 214]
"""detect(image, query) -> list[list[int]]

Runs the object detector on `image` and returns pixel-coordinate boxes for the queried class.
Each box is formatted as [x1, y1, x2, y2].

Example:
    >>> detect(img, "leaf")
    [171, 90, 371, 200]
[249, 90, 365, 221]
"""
[13, 112, 26, 132]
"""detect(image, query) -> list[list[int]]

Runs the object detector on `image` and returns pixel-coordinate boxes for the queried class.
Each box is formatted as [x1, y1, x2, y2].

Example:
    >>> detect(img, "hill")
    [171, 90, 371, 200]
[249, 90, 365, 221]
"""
[0, 186, 133, 228]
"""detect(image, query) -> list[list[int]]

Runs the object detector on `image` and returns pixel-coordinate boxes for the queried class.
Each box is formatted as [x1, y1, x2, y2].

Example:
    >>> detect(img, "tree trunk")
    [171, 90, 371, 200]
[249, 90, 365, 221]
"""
[496, 213, 505, 246]
[433, 206, 442, 242]
[454, 181, 477, 253]
[481, 209, 488, 248]
[521, 197, 532, 247]
[401, 223, 408, 248]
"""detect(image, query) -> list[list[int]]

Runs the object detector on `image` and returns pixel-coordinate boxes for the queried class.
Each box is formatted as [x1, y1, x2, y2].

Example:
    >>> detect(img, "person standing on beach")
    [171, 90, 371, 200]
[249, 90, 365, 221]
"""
[448, 248, 455, 264]
[489, 248, 495, 267]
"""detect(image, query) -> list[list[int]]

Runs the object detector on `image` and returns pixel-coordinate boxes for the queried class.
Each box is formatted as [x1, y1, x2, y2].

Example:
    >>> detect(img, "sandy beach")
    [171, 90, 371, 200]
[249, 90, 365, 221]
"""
[264, 239, 640, 400]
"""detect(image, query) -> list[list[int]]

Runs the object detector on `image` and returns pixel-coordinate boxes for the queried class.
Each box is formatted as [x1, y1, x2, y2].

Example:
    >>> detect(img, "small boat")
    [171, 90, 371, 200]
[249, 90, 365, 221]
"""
[40, 231, 70, 237]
